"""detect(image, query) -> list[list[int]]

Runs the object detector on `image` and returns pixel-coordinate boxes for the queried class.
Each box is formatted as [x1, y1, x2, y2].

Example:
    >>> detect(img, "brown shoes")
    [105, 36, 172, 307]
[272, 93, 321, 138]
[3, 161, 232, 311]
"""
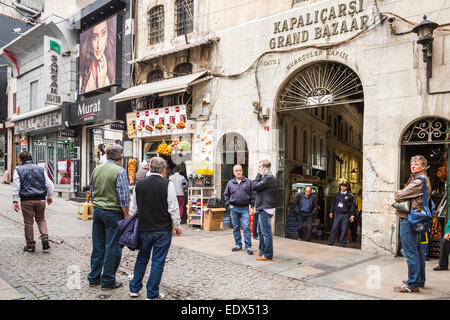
[256, 255, 272, 261]
[23, 245, 35, 252]
[393, 284, 420, 293]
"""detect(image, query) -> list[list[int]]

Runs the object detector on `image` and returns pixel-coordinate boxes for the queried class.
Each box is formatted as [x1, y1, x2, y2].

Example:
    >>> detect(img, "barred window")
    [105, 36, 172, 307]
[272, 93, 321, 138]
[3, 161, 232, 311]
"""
[148, 5, 164, 44]
[147, 69, 164, 83]
[175, 0, 193, 36]
[173, 62, 192, 77]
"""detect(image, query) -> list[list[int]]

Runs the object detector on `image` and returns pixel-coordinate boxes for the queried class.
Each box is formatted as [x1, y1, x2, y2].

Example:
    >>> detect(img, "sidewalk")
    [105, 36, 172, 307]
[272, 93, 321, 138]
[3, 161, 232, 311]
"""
[172, 225, 450, 300]
[0, 271, 26, 300]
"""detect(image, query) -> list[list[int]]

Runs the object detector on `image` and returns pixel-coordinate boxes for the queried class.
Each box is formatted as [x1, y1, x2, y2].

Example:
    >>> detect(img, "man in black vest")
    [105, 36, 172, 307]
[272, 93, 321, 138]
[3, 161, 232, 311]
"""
[12, 151, 54, 252]
[328, 181, 356, 247]
[295, 185, 318, 242]
[128, 157, 182, 300]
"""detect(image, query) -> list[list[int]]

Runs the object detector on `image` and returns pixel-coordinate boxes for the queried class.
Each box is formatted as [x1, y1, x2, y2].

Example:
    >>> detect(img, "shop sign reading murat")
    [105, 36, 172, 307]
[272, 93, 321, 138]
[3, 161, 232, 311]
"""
[44, 36, 62, 105]
[269, 0, 369, 49]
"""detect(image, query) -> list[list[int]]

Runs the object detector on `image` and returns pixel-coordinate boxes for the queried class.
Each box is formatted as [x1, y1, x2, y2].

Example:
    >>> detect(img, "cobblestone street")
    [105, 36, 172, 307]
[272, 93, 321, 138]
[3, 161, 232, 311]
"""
[0, 184, 376, 300]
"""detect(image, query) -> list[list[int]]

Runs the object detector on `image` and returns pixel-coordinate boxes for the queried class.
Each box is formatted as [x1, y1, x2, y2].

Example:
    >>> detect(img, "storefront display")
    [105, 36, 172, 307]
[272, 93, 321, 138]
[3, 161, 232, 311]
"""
[31, 133, 74, 187]
[136, 105, 188, 138]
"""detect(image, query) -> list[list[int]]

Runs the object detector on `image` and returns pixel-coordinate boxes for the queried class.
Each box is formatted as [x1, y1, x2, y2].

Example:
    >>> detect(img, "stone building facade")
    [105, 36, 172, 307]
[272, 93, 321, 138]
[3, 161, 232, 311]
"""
[114, 0, 450, 255]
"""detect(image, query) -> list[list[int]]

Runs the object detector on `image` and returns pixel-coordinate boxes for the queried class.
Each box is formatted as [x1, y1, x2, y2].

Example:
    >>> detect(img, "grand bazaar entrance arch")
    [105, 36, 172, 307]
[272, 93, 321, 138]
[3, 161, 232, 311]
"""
[275, 61, 365, 249]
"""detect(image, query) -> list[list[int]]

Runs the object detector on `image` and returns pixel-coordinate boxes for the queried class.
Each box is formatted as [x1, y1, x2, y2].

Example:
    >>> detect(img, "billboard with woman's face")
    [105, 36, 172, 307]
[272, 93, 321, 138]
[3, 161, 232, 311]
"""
[79, 15, 117, 94]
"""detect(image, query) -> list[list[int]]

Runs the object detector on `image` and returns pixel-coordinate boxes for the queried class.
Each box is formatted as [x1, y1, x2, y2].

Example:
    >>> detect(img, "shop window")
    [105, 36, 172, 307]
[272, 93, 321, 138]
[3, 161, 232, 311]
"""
[30, 80, 38, 110]
[312, 135, 317, 166]
[333, 118, 337, 137]
[148, 5, 164, 45]
[293, 126, 297, 161]
[302, 131, 308, 164]
[320, 139, 324, 167]
[173, 62, 192, 77]
[175, 0, 193, 36]
[147, 69, 164, 83]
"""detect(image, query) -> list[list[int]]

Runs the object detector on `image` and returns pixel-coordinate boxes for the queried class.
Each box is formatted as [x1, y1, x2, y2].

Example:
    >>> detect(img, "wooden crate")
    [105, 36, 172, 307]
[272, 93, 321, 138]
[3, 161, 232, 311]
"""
[203, 208, 225, 231]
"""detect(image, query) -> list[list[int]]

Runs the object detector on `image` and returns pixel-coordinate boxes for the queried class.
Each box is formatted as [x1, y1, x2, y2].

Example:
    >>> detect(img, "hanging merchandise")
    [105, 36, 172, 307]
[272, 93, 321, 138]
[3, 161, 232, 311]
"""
[128, 158, 137, 184]
[170, 138, 180, 154]
[436, 155, 447, 183]
[157, 139, 172, 156]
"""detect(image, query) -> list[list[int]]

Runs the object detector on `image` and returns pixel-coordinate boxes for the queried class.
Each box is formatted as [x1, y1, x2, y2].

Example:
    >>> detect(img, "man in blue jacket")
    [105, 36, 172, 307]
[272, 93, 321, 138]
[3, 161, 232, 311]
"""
[224, 165, 255, 255]
[328, 181, 355, 247]
[295, 185, 318, 242]
[12, 151, 54, 252]
[252, 160, 277, 261]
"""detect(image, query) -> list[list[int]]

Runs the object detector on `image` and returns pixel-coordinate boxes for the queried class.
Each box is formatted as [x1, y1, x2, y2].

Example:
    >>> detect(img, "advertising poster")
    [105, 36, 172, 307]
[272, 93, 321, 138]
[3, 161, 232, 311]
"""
[79, 15, 117, 94]
[126, 112, 137, 138]
[136, 106, 187, 137]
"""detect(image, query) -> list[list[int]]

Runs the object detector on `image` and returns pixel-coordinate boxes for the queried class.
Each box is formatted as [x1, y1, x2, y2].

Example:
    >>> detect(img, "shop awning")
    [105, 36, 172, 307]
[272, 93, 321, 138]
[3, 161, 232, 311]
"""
[127, 34, 219, 64]
[109, 71, 210, 103]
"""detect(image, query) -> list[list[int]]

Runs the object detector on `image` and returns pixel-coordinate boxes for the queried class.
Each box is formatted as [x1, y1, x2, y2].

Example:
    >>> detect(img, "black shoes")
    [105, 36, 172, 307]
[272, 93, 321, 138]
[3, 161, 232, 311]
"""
[101, 281, 123, 290]
[433, 266, 448, 271]
[246, 248, 253, 255]
[42, 238, 50, 251]
[23, 245, 35, 252]
[231, 246, 242, 252]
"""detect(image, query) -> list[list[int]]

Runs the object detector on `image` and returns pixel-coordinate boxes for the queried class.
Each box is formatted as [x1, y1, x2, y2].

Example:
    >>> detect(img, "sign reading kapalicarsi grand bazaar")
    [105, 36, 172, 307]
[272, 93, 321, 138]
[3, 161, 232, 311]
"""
[269, 0, 369, 49]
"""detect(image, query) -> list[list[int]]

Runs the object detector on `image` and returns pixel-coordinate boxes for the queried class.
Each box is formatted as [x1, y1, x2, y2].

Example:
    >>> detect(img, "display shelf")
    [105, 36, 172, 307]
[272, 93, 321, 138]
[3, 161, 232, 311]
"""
[187, 187, 216, 228]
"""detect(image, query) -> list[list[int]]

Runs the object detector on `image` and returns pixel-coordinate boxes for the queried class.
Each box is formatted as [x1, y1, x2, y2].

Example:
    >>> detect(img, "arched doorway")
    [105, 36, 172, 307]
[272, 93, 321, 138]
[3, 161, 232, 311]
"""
[218, 133, 249, 197]
[399, 117, 449, 257]
[276, 61, 364, 249]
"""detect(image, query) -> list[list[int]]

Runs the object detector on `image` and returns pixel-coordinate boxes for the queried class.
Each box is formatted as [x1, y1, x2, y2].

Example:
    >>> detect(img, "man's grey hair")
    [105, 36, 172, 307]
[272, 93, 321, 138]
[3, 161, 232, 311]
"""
[259, 159, 271, 169]
[410, 155, 428, 168]
[106, 144, 124, 161]
[150, 156, 167, 174]
[233, 164, 243, 171]
[304, 185, 312, 191]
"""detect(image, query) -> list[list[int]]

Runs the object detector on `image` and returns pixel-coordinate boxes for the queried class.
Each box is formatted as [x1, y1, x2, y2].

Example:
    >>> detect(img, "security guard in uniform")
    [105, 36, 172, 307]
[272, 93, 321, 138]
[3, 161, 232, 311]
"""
[328, 181, 356, 247]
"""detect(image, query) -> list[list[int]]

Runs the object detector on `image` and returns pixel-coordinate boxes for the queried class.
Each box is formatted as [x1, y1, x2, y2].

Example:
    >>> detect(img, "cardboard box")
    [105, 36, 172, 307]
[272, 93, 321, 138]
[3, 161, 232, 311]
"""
[204, 208, 225, 231]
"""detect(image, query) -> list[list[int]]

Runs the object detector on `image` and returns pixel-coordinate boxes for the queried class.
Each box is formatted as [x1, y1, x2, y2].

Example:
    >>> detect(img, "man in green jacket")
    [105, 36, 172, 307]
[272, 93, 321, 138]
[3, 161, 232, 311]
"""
[88, 144, 130, 290]
[434, 219, 450, 271]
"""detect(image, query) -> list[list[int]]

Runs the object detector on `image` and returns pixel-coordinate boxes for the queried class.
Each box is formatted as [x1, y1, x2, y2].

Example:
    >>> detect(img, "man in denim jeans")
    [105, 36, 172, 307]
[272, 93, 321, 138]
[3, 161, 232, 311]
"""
[394, 155, 431, 293]
[252, 160, 277, 261]
[224, 165, 255, 255]
[88, 144, 130, 290]
[128, 157, 182, 300]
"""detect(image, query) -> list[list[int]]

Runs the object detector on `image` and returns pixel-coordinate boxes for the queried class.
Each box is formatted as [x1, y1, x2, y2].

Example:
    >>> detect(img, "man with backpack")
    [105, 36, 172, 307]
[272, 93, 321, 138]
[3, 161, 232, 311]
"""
[393, 155, 432, 293]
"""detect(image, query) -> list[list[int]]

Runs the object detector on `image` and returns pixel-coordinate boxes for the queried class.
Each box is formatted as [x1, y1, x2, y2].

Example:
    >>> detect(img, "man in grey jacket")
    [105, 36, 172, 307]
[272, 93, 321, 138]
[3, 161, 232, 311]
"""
[295, 186, 318, 242]
[252, 160, 277, 261]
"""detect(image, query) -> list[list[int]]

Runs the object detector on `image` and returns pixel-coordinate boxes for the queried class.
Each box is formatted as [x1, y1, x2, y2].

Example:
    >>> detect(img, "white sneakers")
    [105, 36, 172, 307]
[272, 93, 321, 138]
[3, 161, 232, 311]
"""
[130, 292, 165, 299]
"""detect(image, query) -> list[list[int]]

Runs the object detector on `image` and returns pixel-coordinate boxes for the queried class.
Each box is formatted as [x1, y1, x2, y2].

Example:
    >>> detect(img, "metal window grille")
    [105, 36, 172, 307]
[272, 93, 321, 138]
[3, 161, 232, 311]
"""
[173, 62, 192, 77]
[402, 117, 449, 144]
[148, 5, 164, 45]
[175, 0, 193, 36]
[147, 69, 164, 83]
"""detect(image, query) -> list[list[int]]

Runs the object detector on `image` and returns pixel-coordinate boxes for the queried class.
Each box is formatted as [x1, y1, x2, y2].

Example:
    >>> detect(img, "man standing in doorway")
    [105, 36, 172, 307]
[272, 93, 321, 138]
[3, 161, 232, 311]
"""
[328, 181, 355, 248]
[295, 185, 318, 242]
[224, 164, 255, 255]
[12, 151, 54, 252]
[393, 155, 431, 293]
[88, 144, 130, 290]
[129, 157, 182, 300]
[169, 166, 188, 220]
[252, 160, 277, 261]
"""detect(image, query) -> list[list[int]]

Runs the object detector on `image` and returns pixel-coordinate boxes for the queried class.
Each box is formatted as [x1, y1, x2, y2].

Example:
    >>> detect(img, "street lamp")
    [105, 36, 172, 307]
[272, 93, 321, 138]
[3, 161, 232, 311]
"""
[412, 15, 439, 78]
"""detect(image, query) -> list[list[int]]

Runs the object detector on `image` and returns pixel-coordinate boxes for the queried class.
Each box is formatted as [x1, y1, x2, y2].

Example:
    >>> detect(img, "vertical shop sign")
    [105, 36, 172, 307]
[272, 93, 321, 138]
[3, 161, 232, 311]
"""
[44, 36, 62, 105]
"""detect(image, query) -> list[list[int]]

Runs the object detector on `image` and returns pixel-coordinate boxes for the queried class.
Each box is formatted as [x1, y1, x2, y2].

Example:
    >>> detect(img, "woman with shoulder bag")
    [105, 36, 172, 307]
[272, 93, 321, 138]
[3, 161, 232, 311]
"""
[392, 155, 432, 293]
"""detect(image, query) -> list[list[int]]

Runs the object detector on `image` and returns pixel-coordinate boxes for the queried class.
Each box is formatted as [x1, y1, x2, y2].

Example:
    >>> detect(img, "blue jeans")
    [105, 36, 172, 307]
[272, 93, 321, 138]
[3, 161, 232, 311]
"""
[400, 218, 426, 288]
[257, 210, 273, 259]
[129, 231, 172, 299]
[88, 207, 123, 287]
[230, 207, 252, 249]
